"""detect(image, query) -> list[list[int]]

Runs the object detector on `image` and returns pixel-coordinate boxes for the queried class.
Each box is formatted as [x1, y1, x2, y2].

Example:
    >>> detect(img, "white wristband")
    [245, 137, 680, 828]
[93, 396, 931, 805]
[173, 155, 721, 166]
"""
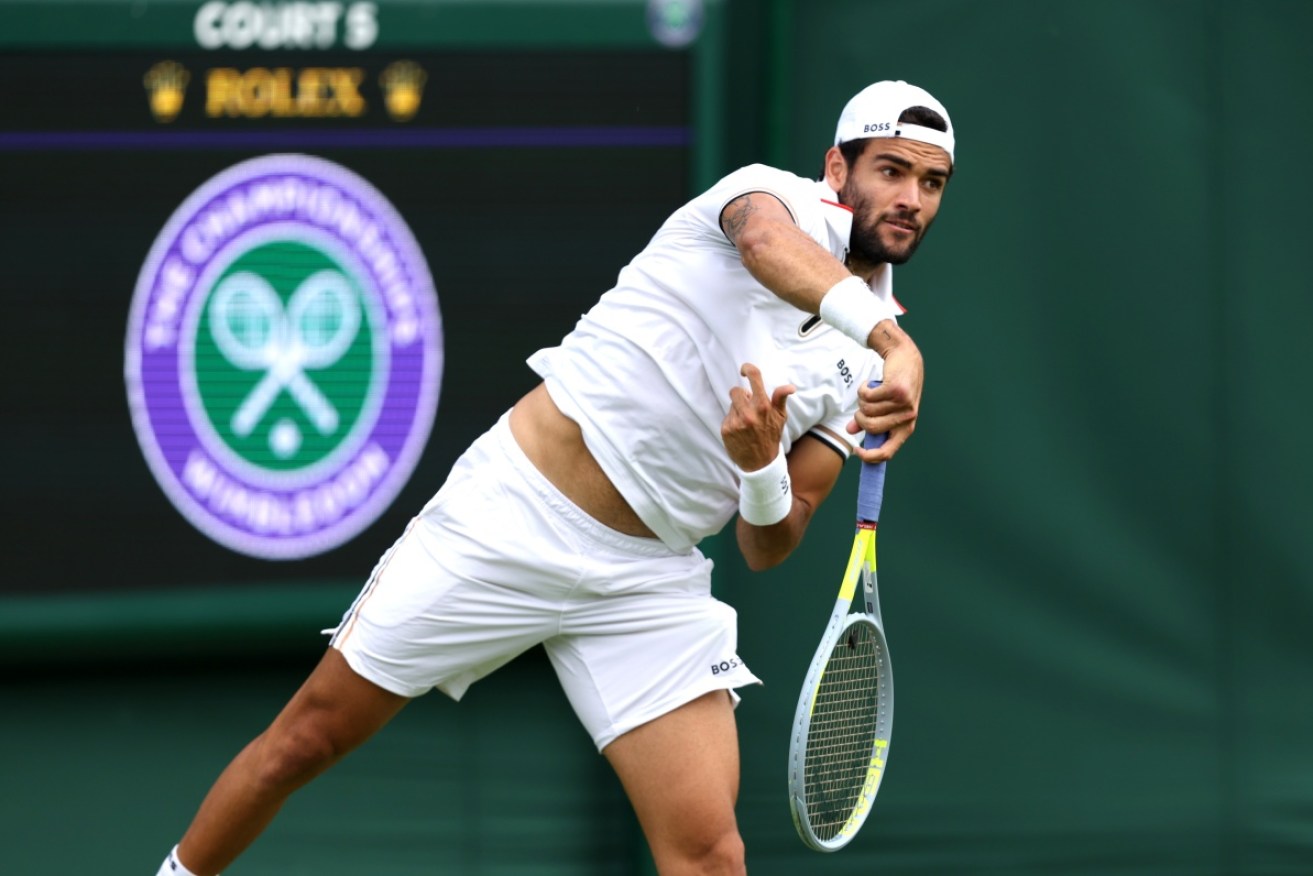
[736, 448, 792, 526]
[818, 275, 897, 348]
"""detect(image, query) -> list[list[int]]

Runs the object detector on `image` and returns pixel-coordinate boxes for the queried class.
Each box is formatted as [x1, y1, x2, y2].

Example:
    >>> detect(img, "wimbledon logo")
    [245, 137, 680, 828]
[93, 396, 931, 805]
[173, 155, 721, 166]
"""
[125, 154, 442, 559]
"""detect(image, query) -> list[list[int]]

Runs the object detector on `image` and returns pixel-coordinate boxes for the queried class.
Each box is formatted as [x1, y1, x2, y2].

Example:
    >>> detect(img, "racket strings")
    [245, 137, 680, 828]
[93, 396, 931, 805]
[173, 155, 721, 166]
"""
[803, 623, 885, 840]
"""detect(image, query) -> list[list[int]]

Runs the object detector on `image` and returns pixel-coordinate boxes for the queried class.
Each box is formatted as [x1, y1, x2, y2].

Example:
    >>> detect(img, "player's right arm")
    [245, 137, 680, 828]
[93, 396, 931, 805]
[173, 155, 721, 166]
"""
[720, 191, 851, 314]
[719, 191, 923, 462]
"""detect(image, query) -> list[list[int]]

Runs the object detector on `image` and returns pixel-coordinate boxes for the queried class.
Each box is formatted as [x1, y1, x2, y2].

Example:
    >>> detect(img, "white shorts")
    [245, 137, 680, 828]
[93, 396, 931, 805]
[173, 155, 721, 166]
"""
[328, 412, 762, 751]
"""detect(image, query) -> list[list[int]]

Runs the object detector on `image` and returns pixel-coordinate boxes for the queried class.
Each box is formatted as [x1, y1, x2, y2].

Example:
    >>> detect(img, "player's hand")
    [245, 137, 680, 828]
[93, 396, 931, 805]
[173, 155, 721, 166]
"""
[848, 325, 923, 463]
[723, 362, 795, 471]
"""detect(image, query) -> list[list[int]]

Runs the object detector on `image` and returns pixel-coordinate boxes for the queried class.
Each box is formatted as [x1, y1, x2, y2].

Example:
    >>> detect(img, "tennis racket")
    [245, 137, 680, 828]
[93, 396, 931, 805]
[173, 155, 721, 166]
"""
[788, 383, 894, 852]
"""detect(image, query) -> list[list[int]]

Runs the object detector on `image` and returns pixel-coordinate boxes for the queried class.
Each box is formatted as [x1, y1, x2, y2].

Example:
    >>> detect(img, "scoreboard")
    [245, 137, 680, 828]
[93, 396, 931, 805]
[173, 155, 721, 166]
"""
[0, 0, 723, 655]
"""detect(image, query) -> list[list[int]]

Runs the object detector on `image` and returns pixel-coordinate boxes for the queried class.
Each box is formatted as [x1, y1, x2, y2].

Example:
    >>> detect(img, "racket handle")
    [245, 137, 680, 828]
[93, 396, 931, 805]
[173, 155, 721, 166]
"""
[857, 380, 888, 524]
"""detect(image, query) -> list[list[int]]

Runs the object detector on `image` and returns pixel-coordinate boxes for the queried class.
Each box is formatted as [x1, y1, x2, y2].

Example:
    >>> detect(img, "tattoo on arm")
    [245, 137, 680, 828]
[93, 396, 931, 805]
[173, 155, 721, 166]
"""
[867, 321, 898, 354]
[720, 195, 757, 244]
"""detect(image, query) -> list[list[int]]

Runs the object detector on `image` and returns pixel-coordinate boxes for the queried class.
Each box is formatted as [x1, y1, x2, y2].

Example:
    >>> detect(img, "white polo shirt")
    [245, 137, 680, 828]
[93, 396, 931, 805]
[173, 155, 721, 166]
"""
[527, 163, 903, 553]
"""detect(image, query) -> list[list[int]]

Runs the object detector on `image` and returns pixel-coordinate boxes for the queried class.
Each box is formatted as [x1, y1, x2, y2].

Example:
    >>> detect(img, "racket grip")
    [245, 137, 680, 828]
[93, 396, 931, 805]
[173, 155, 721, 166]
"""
[857, 380, 888, 523]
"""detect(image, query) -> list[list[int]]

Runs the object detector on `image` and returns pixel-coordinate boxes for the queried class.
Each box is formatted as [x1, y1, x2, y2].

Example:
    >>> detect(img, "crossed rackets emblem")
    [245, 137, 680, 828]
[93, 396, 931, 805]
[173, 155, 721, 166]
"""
[209, 269, 361, 444]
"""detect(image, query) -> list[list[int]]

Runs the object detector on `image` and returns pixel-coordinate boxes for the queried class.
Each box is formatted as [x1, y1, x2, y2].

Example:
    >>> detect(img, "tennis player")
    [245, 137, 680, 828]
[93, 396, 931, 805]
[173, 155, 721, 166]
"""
[155, 79, 955, 876]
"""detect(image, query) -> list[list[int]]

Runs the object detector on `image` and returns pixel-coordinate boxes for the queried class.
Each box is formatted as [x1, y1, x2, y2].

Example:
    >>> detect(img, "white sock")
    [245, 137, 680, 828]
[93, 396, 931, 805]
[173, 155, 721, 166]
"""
[156, 845, 203, 876]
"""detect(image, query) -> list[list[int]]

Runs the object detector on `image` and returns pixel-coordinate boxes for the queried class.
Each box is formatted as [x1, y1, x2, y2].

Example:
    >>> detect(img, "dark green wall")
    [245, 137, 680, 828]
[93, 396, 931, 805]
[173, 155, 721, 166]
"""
[719, 1, 1313, 873]
[3, 1, 1312, 874]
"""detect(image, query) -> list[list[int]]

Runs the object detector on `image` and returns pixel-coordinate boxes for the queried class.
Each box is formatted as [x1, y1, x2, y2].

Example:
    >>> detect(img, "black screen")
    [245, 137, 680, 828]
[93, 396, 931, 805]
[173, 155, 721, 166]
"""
[0, 48, 690, 595]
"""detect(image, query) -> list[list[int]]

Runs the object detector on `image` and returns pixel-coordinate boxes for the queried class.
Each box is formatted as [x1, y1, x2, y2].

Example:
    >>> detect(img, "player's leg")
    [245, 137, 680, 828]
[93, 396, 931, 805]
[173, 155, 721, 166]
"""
[162, 416, 567, 875]
[603, 690, 746, 876]
[543, 526, 758, 874]
[171, 647, 409, 876]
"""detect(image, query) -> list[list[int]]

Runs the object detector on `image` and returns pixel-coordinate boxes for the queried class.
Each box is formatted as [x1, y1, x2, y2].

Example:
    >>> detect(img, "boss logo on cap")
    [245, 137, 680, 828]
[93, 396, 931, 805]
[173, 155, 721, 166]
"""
[862, 122, 891, 134]
[125, 154, 443, 560]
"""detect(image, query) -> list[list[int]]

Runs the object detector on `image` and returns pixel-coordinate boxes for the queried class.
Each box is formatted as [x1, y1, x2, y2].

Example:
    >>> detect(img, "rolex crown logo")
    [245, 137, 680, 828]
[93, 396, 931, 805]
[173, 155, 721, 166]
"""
[144, 61, 191, 123]
[379, 61, 427, 122]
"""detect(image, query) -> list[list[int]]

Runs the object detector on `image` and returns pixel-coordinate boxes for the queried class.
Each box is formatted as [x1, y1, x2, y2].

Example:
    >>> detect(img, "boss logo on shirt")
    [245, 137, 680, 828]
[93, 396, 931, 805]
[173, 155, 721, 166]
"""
[837, 358, 854, 387]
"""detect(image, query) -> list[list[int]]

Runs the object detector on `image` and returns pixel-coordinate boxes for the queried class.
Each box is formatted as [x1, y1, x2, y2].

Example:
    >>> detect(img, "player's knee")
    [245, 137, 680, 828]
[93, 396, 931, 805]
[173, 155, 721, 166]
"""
[701, 829, 746, 874]
[252, 722, 341, 791]
[666, 825, 744, 875]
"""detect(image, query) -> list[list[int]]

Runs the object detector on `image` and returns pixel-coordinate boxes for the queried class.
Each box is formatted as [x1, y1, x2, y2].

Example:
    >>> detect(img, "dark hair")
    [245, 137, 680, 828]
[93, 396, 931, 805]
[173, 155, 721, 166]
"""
[826, 105, 950, 177]
[897, 105, 949, 131]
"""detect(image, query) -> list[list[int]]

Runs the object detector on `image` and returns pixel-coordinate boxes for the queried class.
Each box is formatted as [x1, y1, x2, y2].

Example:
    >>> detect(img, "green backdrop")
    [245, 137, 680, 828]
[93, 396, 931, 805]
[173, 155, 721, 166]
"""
[2, 1, 1312, 874]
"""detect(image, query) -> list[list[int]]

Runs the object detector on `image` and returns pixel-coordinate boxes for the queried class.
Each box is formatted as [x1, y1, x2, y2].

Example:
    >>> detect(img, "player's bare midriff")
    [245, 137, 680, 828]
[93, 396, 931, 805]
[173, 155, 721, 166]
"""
[509, 383, 659, 539]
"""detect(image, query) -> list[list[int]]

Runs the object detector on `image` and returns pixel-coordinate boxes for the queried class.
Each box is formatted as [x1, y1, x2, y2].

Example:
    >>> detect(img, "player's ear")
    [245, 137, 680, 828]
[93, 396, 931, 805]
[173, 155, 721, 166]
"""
[823, 146, 849, 190]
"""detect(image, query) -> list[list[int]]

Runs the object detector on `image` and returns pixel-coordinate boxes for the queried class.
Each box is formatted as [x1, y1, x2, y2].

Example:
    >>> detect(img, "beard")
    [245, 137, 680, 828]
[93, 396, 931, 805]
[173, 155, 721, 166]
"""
[840, 179, 930, 267]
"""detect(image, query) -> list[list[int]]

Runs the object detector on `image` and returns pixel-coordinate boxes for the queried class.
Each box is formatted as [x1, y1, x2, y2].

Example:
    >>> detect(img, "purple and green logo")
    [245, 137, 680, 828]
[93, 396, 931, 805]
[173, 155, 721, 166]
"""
[125, 154, 442, 560]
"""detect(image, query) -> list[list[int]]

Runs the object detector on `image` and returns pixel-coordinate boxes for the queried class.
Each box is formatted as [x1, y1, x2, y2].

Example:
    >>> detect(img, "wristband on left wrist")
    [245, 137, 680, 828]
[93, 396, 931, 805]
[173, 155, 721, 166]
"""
[736, 448, 792, 526]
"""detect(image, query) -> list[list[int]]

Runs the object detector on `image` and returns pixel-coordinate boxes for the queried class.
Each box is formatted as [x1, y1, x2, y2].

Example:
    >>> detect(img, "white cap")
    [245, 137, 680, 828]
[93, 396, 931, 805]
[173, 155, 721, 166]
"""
[833, 80, 955, 164]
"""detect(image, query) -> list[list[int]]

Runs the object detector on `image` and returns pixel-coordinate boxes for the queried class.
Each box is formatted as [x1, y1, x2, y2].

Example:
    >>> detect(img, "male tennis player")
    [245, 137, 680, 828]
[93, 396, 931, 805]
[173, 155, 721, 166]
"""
[155, 79, 955, 876]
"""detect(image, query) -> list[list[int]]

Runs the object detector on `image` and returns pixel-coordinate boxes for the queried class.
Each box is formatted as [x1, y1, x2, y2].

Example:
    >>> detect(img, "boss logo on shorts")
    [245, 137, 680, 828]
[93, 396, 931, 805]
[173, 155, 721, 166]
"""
[125, 154, 443, 560]
[711, 657, 743, 675]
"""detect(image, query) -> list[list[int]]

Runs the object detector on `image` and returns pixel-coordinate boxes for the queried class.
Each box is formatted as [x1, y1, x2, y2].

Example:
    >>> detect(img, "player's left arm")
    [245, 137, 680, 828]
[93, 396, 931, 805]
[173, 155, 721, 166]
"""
[723, 362, 847, 571]
[734, 432, 846, 572]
